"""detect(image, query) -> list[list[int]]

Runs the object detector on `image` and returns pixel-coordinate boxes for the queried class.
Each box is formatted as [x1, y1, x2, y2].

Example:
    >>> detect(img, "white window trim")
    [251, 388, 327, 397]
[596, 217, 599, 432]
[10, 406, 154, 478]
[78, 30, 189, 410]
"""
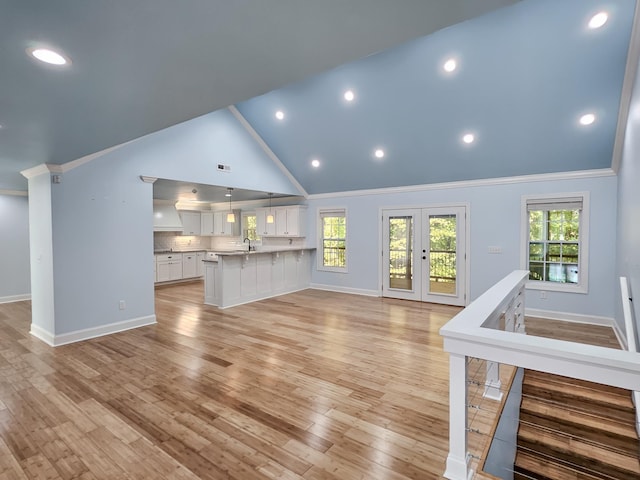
[317, 207, 348, 273]
[520, 192, 589, 294]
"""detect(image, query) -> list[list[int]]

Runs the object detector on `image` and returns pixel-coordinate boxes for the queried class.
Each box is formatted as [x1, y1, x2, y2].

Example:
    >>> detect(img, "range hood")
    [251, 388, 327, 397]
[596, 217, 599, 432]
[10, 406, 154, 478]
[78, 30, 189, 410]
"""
[153, 200, 184, 232]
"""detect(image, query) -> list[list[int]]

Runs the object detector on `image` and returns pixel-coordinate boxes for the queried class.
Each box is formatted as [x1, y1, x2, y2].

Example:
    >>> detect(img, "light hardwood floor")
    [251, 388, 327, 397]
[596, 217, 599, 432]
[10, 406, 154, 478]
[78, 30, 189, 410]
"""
[0, 283, 621, 479]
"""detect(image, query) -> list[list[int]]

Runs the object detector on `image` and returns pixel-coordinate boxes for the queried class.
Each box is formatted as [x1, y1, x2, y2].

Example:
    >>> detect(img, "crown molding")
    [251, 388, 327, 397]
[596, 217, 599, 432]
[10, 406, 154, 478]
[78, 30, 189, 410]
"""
[0, 189, 28, 197]
[227, 105, 308, 198]
[307, 168, 616, 200]
[20, 163, 64, 179]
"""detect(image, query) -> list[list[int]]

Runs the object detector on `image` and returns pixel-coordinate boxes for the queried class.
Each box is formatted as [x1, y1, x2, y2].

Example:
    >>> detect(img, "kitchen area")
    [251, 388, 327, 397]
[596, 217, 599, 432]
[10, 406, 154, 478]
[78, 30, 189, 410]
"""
[152, 180, 314, 309]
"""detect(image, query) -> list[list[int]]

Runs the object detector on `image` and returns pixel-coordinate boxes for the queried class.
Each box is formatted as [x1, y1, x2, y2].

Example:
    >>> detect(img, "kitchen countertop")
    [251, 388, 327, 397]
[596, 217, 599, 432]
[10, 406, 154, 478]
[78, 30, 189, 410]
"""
[154, 249, 207, 254]
[213, 247, 315, 256]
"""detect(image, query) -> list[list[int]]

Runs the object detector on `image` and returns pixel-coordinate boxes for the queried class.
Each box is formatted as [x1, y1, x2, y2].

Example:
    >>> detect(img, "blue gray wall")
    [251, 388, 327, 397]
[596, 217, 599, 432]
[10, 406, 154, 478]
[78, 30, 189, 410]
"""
[616, 58, 640, 340]
[35, 108, 302, 336]
[308, 174, 618, 319]
[0, 194, 30, 302]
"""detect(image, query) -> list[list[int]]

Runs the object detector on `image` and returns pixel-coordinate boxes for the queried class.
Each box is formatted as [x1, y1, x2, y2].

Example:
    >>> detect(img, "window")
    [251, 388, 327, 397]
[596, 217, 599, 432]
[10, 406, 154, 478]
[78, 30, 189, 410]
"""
[242, 212, 260, 241]
[521, 193, 589, 293]
[318, 208, 347, 272]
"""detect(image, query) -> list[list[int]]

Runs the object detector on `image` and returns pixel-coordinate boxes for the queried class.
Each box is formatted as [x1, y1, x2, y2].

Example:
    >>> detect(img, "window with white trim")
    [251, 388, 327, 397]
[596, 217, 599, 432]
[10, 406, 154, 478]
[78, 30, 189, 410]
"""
[521, 193, 589, 293]
[242, 212, 260, 241]
[318, 208, 347, 272]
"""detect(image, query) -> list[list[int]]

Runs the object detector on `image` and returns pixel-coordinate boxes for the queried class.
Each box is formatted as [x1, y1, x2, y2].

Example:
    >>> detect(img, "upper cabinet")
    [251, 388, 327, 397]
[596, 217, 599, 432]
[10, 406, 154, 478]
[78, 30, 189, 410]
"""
[257, 205, 306, 237]
[179, 211, 201, 236]
[213, 210, 241, 236]
[201, 212, 215, 236]
[200, 210, 240, 236]
[255, 208, 276, 237]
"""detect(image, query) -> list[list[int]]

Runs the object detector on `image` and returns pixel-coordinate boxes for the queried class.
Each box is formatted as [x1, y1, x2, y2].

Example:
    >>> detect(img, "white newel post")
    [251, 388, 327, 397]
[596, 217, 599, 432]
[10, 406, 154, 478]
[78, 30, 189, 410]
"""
[445, 353, 472, 480]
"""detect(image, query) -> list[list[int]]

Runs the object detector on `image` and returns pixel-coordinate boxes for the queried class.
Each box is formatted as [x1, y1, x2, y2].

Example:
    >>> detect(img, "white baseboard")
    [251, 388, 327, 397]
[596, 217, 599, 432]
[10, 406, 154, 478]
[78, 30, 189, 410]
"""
[30, 314, 157, 347]
[310, 283, 379, 297]
[0, 293, 31, 304]
[525, 308, 615, 327]
[525, 308, 625, 348]
[613, 322, 629, 350]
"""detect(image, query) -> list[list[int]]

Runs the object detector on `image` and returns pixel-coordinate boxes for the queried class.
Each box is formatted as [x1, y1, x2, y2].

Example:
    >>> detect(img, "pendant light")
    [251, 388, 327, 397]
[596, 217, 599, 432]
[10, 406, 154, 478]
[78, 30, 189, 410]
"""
[266, 193, 274, 224]
[226, 188, 235, 223]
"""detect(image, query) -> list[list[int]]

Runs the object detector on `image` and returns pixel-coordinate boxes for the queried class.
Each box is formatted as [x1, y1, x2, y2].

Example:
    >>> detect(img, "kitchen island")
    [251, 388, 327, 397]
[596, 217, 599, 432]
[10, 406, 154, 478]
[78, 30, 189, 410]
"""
[203, 248, 315, 308]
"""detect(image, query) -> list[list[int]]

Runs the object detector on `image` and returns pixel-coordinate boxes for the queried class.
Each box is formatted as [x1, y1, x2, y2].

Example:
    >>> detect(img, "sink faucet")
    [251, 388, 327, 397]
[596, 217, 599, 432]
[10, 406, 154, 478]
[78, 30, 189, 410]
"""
[243, 237, 252, 251]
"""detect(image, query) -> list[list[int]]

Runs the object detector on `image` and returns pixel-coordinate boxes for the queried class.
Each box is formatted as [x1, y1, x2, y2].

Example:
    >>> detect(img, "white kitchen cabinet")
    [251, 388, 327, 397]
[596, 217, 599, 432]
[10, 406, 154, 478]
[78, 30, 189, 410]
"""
[200, 212, 215, 236]
[180, 211, 201, 236]
[156, 253, 183, 282]
[213, 210, 241, 236]
[274, 206, 306, 237]
[255, 208, 276, 237]
[196, 252, 205, 277]
[182, 253, 198, 278]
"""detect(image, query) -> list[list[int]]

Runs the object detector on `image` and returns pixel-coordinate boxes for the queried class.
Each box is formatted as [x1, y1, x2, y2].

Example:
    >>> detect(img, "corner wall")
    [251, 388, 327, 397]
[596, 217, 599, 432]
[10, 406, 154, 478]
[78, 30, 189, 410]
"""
[0, 194, 30, 302]
[616, 58, 640, 341]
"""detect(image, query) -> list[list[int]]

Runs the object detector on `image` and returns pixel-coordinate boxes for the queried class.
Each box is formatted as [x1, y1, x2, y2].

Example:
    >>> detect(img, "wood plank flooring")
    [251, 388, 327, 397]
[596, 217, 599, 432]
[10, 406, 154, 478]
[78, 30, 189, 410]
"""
[0, 283, 627, 479]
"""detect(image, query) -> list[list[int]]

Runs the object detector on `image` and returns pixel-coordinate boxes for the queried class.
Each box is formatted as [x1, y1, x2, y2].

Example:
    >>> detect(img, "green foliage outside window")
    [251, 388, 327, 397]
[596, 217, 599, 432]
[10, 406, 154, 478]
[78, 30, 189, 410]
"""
[322, 216, 346, 268]
[243, 214, 259, 241]
[528, 209, 580, 284]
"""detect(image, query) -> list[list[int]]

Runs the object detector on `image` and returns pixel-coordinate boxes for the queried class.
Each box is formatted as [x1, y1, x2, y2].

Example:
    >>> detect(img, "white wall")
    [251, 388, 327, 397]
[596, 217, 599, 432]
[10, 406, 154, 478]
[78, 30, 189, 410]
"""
[30, 108, 302, 338]
[308, 174, 618, 318]
[616, 58, 640, 341]
[0, 194, 31, 302]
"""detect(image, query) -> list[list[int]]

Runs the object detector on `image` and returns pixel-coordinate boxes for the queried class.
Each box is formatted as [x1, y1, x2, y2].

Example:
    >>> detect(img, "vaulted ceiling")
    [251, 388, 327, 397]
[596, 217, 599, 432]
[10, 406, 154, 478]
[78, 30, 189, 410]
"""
[1, 0, 635, 196]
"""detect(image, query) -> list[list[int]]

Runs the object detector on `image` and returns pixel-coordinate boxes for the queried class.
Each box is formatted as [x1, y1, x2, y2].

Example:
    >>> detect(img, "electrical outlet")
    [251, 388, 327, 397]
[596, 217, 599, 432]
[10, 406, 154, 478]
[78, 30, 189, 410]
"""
[539, 291, 547, 300]
[119, 300, 126, 310]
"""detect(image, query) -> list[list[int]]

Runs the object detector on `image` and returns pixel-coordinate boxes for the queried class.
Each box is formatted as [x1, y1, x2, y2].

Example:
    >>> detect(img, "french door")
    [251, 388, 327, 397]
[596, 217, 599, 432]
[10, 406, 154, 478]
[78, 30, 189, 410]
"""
[382, 206, 467, 306]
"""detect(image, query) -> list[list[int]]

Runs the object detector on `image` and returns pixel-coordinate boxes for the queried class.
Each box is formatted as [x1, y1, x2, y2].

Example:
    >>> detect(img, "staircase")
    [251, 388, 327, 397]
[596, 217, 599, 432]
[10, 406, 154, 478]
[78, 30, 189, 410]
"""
[514, 370, 640, 480]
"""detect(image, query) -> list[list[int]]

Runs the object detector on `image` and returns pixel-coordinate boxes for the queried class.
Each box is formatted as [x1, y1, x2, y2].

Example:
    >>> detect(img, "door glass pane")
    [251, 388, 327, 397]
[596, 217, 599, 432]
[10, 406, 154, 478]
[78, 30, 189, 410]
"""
[388, 217, 413, 290]
[429, 214, 457, 295]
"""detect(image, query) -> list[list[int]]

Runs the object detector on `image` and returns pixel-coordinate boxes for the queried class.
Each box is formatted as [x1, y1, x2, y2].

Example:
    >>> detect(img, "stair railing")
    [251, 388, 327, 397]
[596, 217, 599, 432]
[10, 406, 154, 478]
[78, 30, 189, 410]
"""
[440, 270, 640, 480]
[620, 276, 640, 436]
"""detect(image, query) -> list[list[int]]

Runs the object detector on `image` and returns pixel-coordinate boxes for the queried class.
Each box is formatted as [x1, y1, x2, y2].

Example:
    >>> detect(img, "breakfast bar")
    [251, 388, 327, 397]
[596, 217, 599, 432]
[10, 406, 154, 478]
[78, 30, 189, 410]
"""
[203, 248, 314, 308]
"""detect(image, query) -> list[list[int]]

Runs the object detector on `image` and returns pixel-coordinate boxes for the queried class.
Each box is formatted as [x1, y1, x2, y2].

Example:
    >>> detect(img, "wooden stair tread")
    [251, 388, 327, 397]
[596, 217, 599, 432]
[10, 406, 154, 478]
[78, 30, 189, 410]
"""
[515, 448, 613, 480]
[515, 369, 640, 480]
[520, 396, 638, 443]
[524, 370, 631, 399]
[518, 414, 640, 478]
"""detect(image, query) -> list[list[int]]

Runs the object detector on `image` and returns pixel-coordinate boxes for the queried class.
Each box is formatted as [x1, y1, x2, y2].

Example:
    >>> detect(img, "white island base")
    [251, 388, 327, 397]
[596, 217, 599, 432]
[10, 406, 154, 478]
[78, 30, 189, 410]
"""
[204, 248, 314, 309]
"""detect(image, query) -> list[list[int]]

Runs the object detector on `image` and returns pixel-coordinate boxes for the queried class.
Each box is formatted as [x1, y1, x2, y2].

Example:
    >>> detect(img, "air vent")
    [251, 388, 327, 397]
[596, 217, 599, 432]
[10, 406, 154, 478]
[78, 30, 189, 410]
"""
[217, 164, 231, 172]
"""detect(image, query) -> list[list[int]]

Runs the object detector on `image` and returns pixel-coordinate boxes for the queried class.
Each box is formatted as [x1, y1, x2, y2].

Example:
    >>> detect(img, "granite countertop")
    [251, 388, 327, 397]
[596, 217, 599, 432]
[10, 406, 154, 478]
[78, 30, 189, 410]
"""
[213, 247, 315, 256]
[154, 248, 208, 254]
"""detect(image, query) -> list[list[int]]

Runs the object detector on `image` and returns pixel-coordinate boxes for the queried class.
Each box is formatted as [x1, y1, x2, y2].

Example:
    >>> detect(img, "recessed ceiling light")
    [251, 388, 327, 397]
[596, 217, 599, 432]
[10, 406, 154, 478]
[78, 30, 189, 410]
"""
[579, 113, 596, 126]
[311, 159, 320, 168]
[344, 90, 355, 102]
[275, 110, 285, 120]
[443, 58, 457, 73]
[588, 12, 608, 29]
[374, 149, 385, 159]
[27, 47, 71, 66]
[462, 133, 475, 144]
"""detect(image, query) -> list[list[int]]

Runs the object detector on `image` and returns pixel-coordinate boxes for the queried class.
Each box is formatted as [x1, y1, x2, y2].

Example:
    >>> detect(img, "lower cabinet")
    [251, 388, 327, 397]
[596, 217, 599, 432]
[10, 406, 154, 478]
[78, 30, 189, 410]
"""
[156, 254, 183, 282]
[182, 253, 198, 278]
[155, 251, 207, 283]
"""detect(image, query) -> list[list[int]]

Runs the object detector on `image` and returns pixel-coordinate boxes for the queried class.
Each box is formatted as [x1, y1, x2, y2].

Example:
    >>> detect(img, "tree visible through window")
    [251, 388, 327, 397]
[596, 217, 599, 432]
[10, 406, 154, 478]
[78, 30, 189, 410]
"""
[242, 213, 259, 241]
[320, 209, 346, 270]
[523, 194, 587, 292]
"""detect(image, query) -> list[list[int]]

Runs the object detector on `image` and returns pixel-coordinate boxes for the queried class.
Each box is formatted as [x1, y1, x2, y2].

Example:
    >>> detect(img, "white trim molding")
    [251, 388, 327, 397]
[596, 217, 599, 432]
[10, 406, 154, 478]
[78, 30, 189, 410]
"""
[307, 169, 615, 200]
[525, 308, 615, 327]
[0, 189, 28, 197]
[20, 163, 63, 179]
[30, 315, 157, 347]
[228, 105, 308, 198]
[0, 294, 31, 304]
[310, 283, 379, 297]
